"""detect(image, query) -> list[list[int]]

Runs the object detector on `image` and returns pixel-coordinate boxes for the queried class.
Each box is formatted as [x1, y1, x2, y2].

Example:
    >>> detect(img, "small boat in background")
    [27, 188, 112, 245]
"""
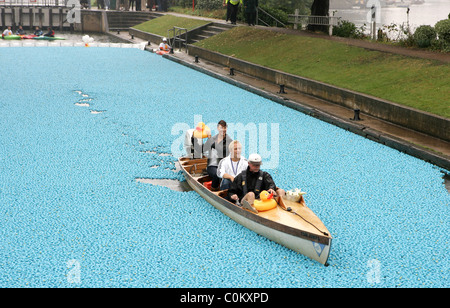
[33, 36, 66, 41]
[21, 35, 37, 39]
[2, 35, 22, 40]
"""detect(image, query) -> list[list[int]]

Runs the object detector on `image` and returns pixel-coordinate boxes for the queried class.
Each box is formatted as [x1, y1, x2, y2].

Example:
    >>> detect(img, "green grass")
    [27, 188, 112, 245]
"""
[169, 6, 227, 20]
[132, 15, 210, 37]
[195, 27, 450, 118]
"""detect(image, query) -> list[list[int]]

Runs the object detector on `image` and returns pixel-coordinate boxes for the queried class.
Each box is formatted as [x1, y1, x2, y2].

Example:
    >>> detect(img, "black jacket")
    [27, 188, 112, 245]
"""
[228, 167, 276, 201]
[203, 134, 233, 167]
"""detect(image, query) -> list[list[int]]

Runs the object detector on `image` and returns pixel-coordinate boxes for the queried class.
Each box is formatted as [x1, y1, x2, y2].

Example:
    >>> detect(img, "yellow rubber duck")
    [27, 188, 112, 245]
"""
[253, 190, 277, 211]
[192, 122, 211, 139]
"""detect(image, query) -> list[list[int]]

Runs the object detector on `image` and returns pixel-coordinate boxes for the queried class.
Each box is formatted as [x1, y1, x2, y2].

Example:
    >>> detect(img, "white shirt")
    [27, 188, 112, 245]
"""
[159, 42, 170, 51]
[3, 29, 12, 36]
[217, 155, 248, 179]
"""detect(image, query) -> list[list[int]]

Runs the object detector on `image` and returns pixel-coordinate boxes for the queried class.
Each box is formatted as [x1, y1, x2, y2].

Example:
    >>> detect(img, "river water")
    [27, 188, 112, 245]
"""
[331, 0, 450, 31]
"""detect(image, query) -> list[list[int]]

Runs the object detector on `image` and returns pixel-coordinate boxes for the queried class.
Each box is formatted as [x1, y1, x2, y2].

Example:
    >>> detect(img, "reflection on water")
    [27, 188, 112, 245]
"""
[331, 0, 450, 31]
[443, 173, 450, 194]
[135, 178, 193, 192]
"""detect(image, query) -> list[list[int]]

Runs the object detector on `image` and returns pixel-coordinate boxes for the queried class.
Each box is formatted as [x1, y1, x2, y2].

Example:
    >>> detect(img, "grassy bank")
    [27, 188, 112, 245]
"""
[194, 27, 449, 118]
[132, 15, 209, 37]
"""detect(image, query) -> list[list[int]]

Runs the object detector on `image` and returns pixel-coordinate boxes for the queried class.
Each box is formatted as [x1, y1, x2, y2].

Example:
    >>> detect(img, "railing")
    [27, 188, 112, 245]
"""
[0, 0, 67, 7]
[288, 9, 341, 36]
[256, 7, 286, 28]
[168, 26, 187, 53]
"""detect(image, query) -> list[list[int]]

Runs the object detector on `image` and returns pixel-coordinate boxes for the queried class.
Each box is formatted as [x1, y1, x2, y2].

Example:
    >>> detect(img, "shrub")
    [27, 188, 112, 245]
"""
[413, 25, 436, 48]
[434, 18, 450, 52]
[251, 4, 289, 27]
[172, 0, 196, 8]
[333, 20, 355, 37]
[333, 20, 365, 39]
[435, 18, 450, 42]
[196, 0, 222, 11]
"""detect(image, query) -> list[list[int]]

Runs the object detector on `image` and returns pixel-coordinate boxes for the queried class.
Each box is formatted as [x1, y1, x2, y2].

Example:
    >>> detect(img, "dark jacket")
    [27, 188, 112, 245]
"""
[228, 167, 276, 201]
[244, 0, 258, 13]
[203, 134, 233, 167]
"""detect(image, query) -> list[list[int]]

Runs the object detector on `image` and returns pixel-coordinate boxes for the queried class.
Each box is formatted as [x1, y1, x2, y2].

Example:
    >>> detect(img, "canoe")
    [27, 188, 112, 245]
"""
[33, 36, 65, 40]
[21, 35, 37, 39]
[155, 49, 170, 55]
[2, 35, 22, 40]
[179, 157, 332, 265]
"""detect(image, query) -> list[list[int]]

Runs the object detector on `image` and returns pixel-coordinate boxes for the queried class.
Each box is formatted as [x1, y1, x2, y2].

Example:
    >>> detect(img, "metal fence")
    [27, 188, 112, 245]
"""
[0, 0, 69, 7]
[288, 9, 341, 36]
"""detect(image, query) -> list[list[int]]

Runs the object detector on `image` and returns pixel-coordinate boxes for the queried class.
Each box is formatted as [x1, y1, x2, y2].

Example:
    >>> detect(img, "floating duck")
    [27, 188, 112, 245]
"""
[253, 190, 277, 211]
[82, 34, 94, 47]
[192, 122, 211, 139]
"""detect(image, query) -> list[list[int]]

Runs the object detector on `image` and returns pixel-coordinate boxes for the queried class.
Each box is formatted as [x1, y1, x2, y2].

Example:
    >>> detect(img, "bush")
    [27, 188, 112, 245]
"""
[434, 18, 450, 52]
[435, 18, 450, 42]
[333, 20, 365, 39]
[196, 0, 222, 11]
[171, 0, 196, 8]
[239, 4, 289, 27]
[413, 25, 436, 48]
[258, 5, 289, 26]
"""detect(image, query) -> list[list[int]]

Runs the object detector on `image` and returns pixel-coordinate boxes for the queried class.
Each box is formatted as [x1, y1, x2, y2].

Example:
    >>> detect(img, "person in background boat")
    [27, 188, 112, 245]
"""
[16, 26, 25, 35]
[217, 140, 248, 190]
[159, 37, 171, 52]
[228, 153, 285, 210]
[184, 127, 204, 159]
[203, 120, 233, 191]
[34, 27, 43, 36]
[2, 26, 12, 37]
[44, 27, 55, 38]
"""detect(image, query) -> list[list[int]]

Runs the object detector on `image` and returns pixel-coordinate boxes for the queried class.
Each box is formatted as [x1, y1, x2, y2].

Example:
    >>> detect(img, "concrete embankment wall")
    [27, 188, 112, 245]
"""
[187, 44, 450, 143]
[0, 7, 107, 32]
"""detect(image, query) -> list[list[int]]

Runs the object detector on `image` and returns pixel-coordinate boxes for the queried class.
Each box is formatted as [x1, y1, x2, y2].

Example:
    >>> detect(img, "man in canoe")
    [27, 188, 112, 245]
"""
[216, 140, 248, 190]
[2, 26, 12, 37]
[16, 26, 25, 36]
[34, 26, 43, 36]
[44, 27, 55, 38]
[203, 120, 233, 191]
[159, 37, 171, 52]
[228, 153, 285, 212]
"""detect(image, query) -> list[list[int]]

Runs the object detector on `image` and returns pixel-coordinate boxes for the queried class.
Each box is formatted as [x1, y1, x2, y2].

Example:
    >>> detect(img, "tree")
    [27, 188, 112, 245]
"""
[307, 0, 329, 33]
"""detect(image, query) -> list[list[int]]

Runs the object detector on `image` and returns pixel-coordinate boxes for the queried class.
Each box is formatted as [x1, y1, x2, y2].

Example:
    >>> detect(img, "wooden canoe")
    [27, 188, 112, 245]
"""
[179, 157, 332, 265]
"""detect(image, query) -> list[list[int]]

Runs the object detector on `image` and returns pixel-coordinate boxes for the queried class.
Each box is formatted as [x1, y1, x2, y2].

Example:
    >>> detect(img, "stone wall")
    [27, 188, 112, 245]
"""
[187, 44, 450, 143]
